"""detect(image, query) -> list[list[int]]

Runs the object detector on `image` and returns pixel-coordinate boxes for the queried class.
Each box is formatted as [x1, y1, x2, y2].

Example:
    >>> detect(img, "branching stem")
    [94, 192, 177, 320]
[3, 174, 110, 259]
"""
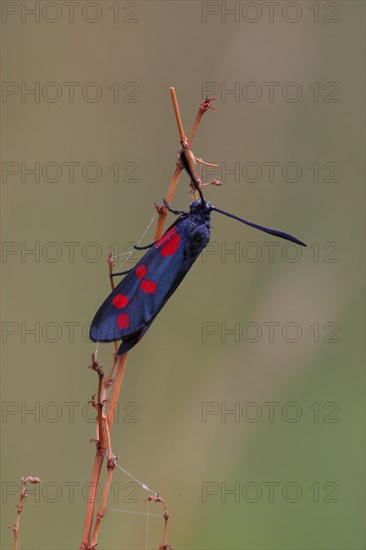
[81, 89, 215, 550]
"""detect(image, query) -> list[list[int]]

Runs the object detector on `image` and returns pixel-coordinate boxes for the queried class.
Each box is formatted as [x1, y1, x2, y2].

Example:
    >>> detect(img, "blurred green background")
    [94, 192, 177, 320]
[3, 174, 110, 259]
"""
[1, 1, 364, 548]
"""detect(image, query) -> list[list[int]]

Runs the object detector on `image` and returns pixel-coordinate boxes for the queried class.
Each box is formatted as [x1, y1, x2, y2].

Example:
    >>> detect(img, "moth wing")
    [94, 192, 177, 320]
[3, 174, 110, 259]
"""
[90, 222, 191, 343]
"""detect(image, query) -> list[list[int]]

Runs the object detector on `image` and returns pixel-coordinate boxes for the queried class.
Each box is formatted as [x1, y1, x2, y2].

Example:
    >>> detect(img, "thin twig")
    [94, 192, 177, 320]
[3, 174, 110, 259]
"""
[155, 90, 215, 238]
[194, 157, 219, 168]
[146, 494, 172, 550]
[102, 353, 118, 400]
[154, 89, 187, 238]
[154, 164, 182, 240]
[106, 353, 128, 429]
[12, 476, 40, 550]
[107, 254, 120, 357]
[90, 423, 116, 547]
[188, 97, 216, 144]
[169, 87, 187, 146]
[89, 354, 105, 449]
[80, 448, 104, 548]
[81, 356, 127, 549]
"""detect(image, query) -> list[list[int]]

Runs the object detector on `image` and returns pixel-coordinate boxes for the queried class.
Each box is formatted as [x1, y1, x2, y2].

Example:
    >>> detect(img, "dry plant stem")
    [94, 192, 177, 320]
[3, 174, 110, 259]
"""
[81, 91, 214, 549]
[146, 495, 171, 550]
[154, 164, 182, 240]
[108, 254, 120, 358]
[155, 90, 214, 239]
[90, 465, 113, 548]
[12, 476, 40, 550]
[90, 422, 115, 547]
[81, 356, 127, 549]
[81, 357, 108, 548]
[99, 258, 119, 398]
[106, 353, 128, 429]
[160, 499, 170, 550]
[154, 88, 188, 238]
[90, 355, 105, 448]
[169, 87, 187, 146]
[81, 453, 104, 547]
[195, 157, 219, 168]
[188, 97, 216, 144]
[103, 353, 118, 397]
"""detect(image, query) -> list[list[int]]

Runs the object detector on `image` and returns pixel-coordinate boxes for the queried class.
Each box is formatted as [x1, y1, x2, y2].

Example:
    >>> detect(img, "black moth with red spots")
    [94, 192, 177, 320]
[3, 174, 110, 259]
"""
[90, 150, 306, 355]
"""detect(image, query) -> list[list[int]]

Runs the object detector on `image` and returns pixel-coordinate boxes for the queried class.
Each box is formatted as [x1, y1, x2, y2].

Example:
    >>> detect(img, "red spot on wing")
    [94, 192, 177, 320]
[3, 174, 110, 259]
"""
[136, 264, 147, 279]
[117, 313, 129, 329]
[160, 233, 181, 256]
[156, 226, 176, 248]
[112, 294, 129, 309]
[140, 279, 157, 294]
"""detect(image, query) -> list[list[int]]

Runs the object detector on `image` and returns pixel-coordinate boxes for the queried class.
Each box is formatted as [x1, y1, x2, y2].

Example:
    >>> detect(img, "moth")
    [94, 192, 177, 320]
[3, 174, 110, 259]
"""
[90, 150, 306, 355]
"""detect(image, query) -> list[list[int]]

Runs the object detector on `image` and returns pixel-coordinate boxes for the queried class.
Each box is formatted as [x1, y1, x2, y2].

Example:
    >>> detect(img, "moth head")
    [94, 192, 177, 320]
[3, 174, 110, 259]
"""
[189, 199, 213, 218]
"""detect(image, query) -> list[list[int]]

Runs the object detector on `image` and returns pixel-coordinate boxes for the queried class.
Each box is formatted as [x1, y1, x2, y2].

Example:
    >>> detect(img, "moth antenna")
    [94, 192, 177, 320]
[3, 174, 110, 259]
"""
[212, 206, 307, 247]
[180, 149, 205, 204]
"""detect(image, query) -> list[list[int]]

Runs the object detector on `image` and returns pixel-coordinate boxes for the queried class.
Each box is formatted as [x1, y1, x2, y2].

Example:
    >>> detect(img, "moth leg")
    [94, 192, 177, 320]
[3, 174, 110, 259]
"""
[129, 199, 186, 253]
[111, 269, 131, 278]
[163, 199, 187, 216]
[134, 241, 157, 250]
